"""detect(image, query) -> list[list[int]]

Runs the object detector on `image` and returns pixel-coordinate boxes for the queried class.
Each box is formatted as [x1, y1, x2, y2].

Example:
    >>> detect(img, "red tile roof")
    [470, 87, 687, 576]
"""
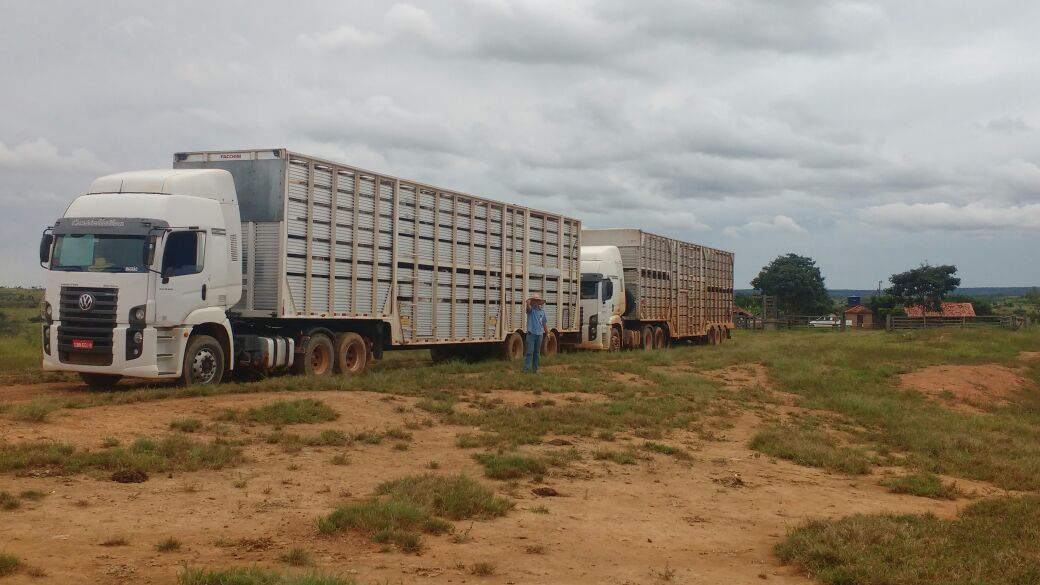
[904, 302, 975, 318]
[844, 304, 873, 315]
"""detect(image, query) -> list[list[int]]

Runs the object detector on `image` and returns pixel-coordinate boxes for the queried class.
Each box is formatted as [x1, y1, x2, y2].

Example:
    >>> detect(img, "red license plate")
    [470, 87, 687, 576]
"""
[72, 339, 94, 350]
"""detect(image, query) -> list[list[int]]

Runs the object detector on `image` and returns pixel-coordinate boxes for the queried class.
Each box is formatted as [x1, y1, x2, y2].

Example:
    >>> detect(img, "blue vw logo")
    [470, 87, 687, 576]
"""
[78, 293, 94, 311]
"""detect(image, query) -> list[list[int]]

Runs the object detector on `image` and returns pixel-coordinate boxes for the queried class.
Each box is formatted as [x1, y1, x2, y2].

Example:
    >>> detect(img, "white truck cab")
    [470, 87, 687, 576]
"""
[39, 169, 243, 386]
[577, 245, 626, 350]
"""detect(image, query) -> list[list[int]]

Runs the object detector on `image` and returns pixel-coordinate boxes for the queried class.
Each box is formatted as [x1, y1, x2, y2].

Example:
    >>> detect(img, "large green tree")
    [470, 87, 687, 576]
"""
[886, 264, 960, 311]
[751, 254, 831, 315]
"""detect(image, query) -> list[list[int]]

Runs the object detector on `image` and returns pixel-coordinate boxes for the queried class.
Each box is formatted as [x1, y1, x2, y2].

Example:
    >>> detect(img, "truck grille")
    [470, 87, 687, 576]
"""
[58, 286, 117, 366]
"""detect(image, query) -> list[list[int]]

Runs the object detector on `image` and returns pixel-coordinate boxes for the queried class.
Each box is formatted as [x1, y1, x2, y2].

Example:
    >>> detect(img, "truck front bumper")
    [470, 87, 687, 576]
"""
[42, 324, 189, 380]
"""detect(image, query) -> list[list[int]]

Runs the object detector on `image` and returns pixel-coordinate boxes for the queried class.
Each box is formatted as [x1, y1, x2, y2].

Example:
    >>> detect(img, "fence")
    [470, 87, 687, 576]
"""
[886, 315, 1030, 331]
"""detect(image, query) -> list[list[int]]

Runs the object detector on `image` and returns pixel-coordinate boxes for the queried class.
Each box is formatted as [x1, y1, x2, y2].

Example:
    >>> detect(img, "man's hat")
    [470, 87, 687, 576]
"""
[527, 292, 545, 305]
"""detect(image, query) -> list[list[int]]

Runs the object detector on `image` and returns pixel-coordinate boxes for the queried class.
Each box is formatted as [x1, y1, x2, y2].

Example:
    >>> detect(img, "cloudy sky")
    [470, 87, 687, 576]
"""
[3, 0, 1039, 288]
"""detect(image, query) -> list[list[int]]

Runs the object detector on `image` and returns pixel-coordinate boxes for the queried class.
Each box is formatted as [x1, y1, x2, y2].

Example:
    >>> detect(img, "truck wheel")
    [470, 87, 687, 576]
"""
[181, 335, 225, 385]
[501, 332, 524, 361]
[78, 373, 122, 389]
[542, 331, 558, 357]
[293, 333, 334, 376]
[430, 346, 453, 364]
[654, 326, 667, 349]
[641, 325, 654, 350]
[609, 327, 622, 352]
[334, 332, 368, 375]
[708, 327, 720, 346]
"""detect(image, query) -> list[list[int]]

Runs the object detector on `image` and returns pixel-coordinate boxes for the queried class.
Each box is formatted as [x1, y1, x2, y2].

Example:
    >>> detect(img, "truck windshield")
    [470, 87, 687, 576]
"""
[50, 234, 148, 273]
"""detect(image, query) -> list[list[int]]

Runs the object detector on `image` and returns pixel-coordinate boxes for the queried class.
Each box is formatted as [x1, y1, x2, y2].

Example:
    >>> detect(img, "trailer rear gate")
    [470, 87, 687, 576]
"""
[175, 149, 580, 345]
[582, 229, 733, 338]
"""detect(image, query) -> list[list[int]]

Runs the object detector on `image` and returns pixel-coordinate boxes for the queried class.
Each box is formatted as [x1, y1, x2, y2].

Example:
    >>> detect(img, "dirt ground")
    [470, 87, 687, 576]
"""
[0, 369, 1005, 585]
[899, 363, 1032, 412]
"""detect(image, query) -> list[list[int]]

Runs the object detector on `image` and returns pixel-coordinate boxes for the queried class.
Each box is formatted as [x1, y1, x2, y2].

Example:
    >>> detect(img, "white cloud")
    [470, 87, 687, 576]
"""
[859, 201, 1040, 232]
[0, 139, 107, 174]
[385, 4, 441, 42]
[723, 215, 807, 238]
[298, 24, 384, 52]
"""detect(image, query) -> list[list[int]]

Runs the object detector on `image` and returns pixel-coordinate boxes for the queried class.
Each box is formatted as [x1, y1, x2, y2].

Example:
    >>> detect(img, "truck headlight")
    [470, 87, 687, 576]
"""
[43, 302, 52, 322]
[129, 305, 146, 325]
[133, 331, 144, 345]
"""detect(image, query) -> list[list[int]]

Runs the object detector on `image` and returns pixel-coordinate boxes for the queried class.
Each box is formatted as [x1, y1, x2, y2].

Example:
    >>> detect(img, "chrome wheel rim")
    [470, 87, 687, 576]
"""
[191, 348, 218, 384]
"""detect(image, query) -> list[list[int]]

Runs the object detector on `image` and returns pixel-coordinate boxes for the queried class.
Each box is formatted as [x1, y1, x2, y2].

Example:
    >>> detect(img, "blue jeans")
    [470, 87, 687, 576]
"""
[523, 334, 542, 373]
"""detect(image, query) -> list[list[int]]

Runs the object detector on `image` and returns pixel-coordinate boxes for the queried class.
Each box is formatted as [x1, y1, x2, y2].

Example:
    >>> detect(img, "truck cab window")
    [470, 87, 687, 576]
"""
[162, 231, 205, 277]
[601, 279, 613, 302]
[581, 279, 598, 300]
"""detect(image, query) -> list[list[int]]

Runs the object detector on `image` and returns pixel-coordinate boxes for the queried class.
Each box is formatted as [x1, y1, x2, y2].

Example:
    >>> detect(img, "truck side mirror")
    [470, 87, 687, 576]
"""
[39, 234, 53, 263]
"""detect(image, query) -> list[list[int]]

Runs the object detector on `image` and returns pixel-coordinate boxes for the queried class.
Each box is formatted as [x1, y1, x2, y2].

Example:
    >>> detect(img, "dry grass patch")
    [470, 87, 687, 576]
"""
[750, 426, 871, 475]
[0, 435, 243, 476]
[220, 399, 338, 425]
[777, 496, 1040, 585]
[179, 567, 356, 585]
[881, 472, 964, 500]
[473, 453, 547, 479]
[319, 474, 509, 553]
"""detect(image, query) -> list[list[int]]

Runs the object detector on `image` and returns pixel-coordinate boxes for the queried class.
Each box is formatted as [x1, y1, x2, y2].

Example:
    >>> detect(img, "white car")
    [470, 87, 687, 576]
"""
[809, 315, 852, 328]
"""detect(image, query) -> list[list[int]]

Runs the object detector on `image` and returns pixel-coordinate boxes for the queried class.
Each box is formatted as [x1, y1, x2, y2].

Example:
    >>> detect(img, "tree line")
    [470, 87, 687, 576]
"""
[741, 254, 980, 316]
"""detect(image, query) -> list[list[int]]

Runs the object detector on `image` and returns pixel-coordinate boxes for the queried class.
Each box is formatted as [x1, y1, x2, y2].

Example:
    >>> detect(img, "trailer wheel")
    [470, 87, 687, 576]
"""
[654, 326, 667, 349]
[641, 325, 654, 351]
[609, 327, 622, 352]
[430, 346, 453, 364]
[542, 331, 558, 357]
[294, 333, 334, 376]
[78, 373, 122, 389]
[334, 332, 368, 375]
[181, 334, 226, 386]
[708, 327, 720, 346]
[502, 332, 524, 361]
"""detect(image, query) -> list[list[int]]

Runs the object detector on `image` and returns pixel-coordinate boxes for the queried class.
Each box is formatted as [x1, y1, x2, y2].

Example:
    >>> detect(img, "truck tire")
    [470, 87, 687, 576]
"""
[293, 333, 334, 376]
[430, 346, 454, 364]
[609, 327, 622, 352]
[78, 373, 122, 389]
[708, 327, 720, 346]
[542, 331, 558, 357]
[181, 335, 225, 386]
[501, 332, 524, 361]
[654, 326, 667, 349]
[641, 325, 654, 351]
[334, 332, 368, 375]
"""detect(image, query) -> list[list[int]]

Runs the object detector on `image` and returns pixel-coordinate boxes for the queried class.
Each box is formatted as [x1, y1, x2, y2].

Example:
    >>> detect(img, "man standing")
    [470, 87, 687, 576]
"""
[523, 293, 549, 373]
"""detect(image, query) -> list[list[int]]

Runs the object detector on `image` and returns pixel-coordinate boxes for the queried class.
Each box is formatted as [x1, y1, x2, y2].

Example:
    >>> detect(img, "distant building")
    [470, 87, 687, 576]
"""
[903, 302, 976, 318]
[844, 304, 875, 328]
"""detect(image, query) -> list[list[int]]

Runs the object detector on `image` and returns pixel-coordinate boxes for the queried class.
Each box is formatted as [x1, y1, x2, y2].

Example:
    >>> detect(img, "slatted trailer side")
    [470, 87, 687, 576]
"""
[174, 149, 580, 371]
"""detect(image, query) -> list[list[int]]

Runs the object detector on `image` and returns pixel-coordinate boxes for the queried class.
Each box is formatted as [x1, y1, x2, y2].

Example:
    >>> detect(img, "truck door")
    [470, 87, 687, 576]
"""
[580, 276, 601, 345]
[154, 230, 210, 326]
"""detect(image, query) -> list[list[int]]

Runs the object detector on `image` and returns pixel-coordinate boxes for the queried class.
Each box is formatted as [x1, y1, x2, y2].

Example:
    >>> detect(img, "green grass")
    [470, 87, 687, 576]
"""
[0, 435, 242, 475]
[375, 474, 513, 520]
[0, 492, 19, 510]
[11, 398, 60, 422]
[169, 418, 203, 433]
[266, 429, 351, 452]
[156, 537, 182, 552]
[881, 472, 963, 500]
[221, 399, 339, 425]
[319, 473, 508, 552]
[776, 496, 1040, 585]
[0, 553, 20, 576]
[750, 426, 872, 475]
[594, 450, 637, 465]
[279, 547, 312, 567]
[473, 453, 548, 479]
[179, 567, 356, 585]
